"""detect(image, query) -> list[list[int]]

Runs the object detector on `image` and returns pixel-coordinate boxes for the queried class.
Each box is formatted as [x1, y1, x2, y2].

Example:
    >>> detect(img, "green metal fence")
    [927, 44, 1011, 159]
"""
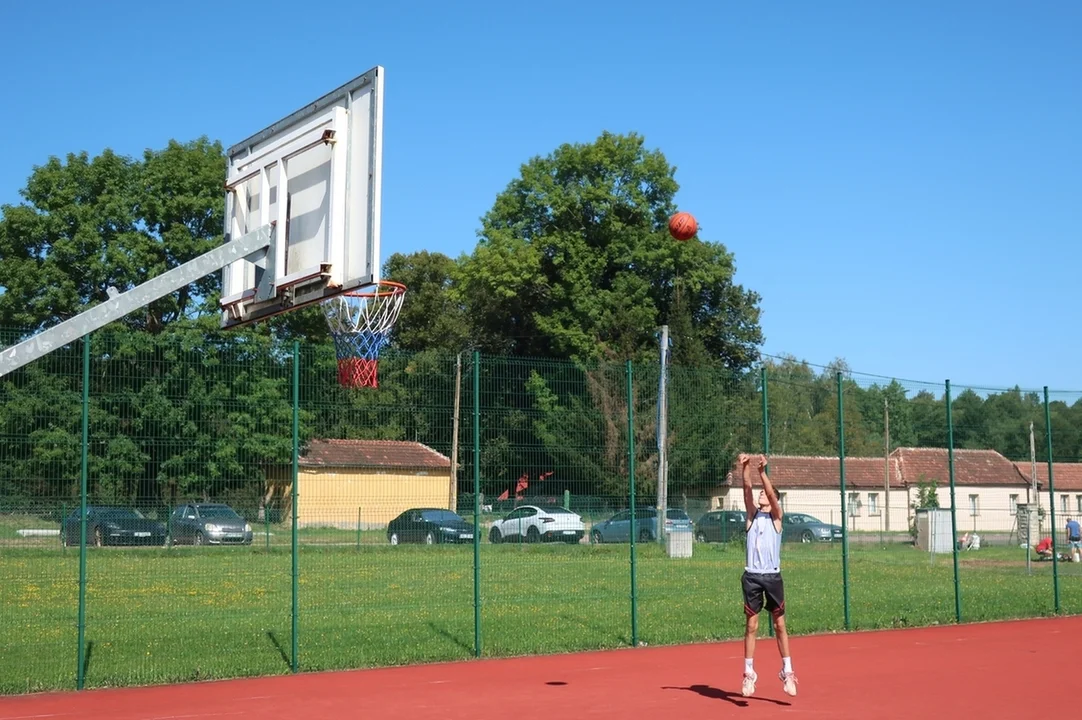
[1, 327, 1080, 694]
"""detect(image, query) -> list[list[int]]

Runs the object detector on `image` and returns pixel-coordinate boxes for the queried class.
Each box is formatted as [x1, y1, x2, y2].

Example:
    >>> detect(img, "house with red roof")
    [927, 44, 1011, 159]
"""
[716, 448, 1035, 534]
[1013, 462, 1082, 522]
[270, 439, 454, 529]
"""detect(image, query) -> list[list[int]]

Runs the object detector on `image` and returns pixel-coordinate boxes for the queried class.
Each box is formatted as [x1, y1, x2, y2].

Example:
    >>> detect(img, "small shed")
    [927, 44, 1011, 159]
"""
[914, 508, 954, 553]
[272, 439, 453, 529]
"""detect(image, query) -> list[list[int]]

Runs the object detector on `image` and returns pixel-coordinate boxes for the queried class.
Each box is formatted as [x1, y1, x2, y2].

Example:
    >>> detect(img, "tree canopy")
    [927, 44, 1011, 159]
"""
[0, 138, 225, 334]
[2, 133, 1080, 514]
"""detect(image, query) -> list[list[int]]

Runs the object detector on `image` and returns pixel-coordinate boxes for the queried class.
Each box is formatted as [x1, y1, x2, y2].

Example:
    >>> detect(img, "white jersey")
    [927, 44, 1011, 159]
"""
[745, 510, 782, 574]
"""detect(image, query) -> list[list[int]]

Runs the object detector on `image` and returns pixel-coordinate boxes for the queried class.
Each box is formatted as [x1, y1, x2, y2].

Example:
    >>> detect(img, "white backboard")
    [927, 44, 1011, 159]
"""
[219, 66, 384, 328]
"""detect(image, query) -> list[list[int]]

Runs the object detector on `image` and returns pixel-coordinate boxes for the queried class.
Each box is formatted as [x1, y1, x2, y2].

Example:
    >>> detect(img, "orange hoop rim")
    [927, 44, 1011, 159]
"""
[339, 280, 407, 299]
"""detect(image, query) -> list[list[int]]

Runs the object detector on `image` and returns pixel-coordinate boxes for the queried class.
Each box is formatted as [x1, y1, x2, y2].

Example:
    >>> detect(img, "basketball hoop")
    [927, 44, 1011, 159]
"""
[321, 281, 406, 389]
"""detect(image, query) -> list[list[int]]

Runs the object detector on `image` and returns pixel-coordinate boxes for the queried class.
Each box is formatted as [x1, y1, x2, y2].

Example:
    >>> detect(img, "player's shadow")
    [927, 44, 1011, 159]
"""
[662, 684, 791, 708]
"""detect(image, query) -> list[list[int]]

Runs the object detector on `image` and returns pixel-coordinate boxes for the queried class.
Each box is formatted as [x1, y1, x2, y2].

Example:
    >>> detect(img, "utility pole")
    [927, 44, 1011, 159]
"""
[656, 325, 670, 546]
[1030, 422, 1037, 505]
[1029, 420, 1038, 561]
[450, 352, 463, 511]
[884, 398, 890, 536]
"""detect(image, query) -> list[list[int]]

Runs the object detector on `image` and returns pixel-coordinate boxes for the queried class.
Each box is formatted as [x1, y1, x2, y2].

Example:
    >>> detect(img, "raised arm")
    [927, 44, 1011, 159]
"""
[740, 454, 755, 518]
[758, 455, 784, 528]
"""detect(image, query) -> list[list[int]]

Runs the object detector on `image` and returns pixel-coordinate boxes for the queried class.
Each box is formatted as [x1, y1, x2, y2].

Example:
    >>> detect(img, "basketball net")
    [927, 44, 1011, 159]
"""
[321, 281, 406, 389]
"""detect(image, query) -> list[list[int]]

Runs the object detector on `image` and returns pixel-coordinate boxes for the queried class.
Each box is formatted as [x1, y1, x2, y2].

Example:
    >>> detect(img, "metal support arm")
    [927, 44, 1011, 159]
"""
[0, 226, 273, 379]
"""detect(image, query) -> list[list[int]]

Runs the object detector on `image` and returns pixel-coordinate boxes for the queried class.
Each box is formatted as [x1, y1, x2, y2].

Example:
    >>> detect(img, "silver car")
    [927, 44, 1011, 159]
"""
[169, 503, 253, 546]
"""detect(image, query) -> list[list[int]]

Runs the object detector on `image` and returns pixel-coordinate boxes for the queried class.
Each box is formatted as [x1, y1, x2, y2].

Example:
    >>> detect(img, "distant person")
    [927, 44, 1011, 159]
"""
[1067, 517, 1081, 561]
[738, 453, 798, 699]
[1035, 536, 1054, 559]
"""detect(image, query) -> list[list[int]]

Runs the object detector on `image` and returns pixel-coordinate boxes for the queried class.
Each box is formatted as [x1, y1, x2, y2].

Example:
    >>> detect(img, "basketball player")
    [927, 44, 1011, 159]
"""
[738, 453, 797, 698]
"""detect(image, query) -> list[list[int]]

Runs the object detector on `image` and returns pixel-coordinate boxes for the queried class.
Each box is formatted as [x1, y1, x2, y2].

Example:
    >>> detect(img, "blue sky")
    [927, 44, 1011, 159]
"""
[2, 1, 1079, 391]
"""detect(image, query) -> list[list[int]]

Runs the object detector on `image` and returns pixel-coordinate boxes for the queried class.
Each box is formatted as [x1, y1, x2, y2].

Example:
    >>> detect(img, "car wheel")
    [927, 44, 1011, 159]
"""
[590, 530, 603, 544]
[526, 527, 540, 544]
[388, 532, 400, 545]
[696, 532, 707, 543]
[94, 528, 104, 547]
[801, 530, 814, 544]
[194, 531, 205, 546]
[425, 532, 435, 545]
[489, 528, 502, 544]
[639, 529, 652, 543]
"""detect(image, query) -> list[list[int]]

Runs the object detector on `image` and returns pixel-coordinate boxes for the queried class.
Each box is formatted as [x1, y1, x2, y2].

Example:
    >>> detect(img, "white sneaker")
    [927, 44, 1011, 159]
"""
[741, 670, 758, 696]
[779, 670, 798, 697]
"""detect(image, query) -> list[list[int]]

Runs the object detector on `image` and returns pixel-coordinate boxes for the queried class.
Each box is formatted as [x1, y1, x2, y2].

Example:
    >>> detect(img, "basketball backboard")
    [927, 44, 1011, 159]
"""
[219, 66, 384, 328]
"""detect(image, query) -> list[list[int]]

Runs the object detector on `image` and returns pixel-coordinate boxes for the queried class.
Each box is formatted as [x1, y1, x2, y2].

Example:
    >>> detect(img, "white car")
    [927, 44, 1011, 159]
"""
[488, 505, 585, 544]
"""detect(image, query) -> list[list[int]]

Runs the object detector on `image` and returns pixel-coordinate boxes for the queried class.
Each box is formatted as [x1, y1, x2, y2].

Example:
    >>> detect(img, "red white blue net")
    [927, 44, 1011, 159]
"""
[321, 282, 406, 388]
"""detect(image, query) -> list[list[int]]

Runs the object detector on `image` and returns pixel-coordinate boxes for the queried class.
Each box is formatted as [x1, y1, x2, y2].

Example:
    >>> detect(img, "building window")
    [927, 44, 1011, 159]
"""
[968, 494, 980, 517]
[1062, 495, 1069, 513]
[848, 492, 860, 516]
[1077, 495, 1082, 514]
[777, 492, 787, 511]
[867, 493, 880, 516]
[1009, 494, 1018, 516]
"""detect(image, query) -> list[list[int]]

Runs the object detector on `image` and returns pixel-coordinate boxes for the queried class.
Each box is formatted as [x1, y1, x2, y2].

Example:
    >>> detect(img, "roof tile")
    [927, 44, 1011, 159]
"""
[300, 439, 450, 470]
[1014, 462, 1082, 492]
[723, 448, 1029, 489]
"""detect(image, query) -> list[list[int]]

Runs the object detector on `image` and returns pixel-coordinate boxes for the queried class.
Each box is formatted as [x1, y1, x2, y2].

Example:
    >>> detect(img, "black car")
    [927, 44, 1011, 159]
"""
[168, 503, 254, 546]
[61, 506, 167, 547]
[387, 508, 475, 545]
[695, 509, 747, 543]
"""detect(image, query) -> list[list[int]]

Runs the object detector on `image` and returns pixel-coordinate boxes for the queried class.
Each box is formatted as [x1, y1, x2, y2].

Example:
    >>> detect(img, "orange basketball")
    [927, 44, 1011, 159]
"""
[668, 211, 698, 241]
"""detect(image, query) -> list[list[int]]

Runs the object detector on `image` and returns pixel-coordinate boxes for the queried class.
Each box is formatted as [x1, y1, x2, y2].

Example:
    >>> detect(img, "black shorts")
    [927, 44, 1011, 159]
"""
[742, 571, 785, 618]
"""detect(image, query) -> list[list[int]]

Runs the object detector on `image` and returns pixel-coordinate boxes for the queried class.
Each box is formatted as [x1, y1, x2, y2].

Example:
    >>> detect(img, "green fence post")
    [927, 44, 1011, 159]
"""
[265, 510, 270, 551]
[356, 507, 362, 550]
[290, 340, 300, 673]
[1044, 386, 1061, 613]
[836, 372, 851, 631]
[944, 380, 962, 623]
[76, 334, 90, 690]
[761, 366, 770, 456]
[472, 351, 482, 658]
[761, 366, 774, 637]
[627, 360, 638, 647]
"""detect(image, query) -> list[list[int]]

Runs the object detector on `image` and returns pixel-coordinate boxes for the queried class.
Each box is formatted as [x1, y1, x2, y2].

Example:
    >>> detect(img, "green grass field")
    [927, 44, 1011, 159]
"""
[1, 539, 1080, 695]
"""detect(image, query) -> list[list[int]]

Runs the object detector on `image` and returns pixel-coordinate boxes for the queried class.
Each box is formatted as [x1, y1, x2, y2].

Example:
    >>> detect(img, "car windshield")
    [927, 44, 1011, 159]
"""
[538, 506, 574, 514]
[98, 508, 145, 519]
[666, 510, 690, 519]
[422, 510, 462, 523]
[198, 506, 242, 519]
[798, 515, 822, 524]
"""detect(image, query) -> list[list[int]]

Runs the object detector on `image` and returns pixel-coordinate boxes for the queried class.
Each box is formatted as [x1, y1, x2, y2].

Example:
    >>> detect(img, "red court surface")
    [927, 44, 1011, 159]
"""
[2, 616, 1077, 719]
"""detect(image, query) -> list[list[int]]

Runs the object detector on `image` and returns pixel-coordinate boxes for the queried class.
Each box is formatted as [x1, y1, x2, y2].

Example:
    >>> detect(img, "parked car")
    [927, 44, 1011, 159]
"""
[781, 513, 844, 543]
[387, 508, 475, 545]
[695, 509, 747, 543]
[488, 505, 585, 544]
[589, 507, 694, 544]
[168, 503, 253, 546]
[61, 506, 167, 547]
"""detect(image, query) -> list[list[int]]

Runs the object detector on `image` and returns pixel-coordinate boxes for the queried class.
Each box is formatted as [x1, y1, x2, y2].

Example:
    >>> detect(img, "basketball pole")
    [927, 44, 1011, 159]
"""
[0, 226, 274, 379]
